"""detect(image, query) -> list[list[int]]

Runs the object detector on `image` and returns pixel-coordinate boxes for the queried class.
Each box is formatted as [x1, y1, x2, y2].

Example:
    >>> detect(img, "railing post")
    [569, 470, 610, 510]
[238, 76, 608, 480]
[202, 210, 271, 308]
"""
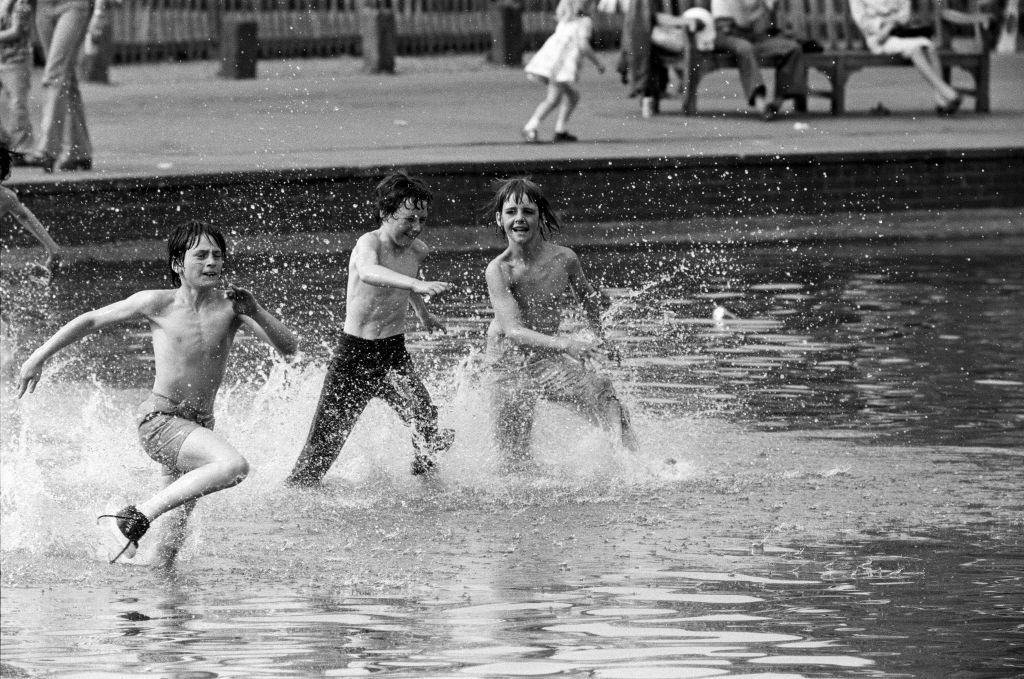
[360, 0, 397, 73]
[219, 16, 259, 79]
[488, 0, 524, 66]
[78, 21, 113, 83]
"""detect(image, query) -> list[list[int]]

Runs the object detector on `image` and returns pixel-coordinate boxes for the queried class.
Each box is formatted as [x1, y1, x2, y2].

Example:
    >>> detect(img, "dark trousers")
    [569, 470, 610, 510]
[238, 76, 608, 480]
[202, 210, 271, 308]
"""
[714, 29, 807, 104]
[286, 333, 442, 485]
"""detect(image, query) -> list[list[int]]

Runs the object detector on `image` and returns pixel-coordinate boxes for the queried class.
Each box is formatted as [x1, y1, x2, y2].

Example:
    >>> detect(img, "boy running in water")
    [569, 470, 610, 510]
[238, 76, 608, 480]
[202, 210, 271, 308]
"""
[18, 220, 298, 564]
[484, 177, 638, 462]
[286, 171, 453, 486]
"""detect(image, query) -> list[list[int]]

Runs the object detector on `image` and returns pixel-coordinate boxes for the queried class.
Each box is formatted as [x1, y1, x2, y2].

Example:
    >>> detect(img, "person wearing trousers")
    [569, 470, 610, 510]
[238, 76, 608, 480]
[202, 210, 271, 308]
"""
[711, 0, 807, 120]
[0, 0, 36, 157]
[24, 0, 109, 171]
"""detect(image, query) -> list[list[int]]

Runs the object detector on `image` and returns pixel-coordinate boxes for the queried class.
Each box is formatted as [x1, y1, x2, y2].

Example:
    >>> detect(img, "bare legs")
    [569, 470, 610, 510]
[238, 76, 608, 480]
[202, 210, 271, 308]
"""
[907, 44, 959, 107]
[524, 82, 580, 137]
[135, 427, 248, 564]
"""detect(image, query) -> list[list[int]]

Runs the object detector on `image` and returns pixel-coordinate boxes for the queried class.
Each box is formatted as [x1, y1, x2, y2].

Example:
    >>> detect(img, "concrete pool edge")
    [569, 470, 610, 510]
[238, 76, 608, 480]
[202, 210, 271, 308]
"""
[6, 146, 1023, 248]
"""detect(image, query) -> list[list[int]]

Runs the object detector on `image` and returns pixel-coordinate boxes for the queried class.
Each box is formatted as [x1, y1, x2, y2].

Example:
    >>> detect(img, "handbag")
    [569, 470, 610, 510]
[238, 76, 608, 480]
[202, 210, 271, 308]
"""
[651, 24, 688, 54]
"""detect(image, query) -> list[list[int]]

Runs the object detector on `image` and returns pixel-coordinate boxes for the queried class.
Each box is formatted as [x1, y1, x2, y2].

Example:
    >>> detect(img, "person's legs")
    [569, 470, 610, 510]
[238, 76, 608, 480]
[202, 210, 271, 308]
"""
[752, 35, 808, 105]
[376, 346, 453, 474]
[59, 69, 92, 164]
[908, 45, 958, 105]
[490, 376, 538, 464]
[553, 83, 579, 135]
[714, 33, 764, 107]
[524, 81, 563, 134]
[286, 344, 376, 486]
[33, 1, 90, 162]
[0, 61, 35, 154]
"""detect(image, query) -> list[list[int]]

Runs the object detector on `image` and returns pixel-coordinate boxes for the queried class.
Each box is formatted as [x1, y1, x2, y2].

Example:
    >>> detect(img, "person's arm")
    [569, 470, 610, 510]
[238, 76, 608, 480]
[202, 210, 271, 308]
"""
[351, 236, 450, 297]
[0, 0, 31, 46]
[1, 187, 61, 256]
[566, 252, 609, 339]
[228, 286, 299, 356]
[578, 17, 605, 72]
[486, 260, 600, 361]
[409, 291, 446, 333]
[18, 292, 153, 396]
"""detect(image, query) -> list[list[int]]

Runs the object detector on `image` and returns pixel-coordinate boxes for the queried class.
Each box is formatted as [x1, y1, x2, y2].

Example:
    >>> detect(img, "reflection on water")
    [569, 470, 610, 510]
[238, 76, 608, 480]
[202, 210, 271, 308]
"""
[2, 533, 1021, 677]
[1, 232, 1022, 677]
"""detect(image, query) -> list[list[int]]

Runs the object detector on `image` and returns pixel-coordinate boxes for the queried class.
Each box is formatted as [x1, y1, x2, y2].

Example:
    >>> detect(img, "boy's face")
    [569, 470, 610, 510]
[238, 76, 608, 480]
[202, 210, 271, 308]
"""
[497, 194, 541, 243]
[175, 234, 225, 288]
[380, 199, 428, 248]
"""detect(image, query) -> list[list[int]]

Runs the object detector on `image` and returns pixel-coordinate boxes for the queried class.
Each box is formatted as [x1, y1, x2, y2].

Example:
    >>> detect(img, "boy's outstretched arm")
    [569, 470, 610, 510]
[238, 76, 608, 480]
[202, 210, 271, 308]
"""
[409, 292, 446, 333]
[18, 292, 152, 397]
[486, 260, 601, 361]
[351, 235, 450, 297]
[228, 286, 299, 356]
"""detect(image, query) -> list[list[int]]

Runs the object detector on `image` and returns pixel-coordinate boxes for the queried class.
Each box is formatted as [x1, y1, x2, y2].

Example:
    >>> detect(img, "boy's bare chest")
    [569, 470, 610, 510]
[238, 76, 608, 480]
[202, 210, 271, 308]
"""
[156, 307, 235, 353]
[378, 249, 421, 278]
[508, 265, 569, 305]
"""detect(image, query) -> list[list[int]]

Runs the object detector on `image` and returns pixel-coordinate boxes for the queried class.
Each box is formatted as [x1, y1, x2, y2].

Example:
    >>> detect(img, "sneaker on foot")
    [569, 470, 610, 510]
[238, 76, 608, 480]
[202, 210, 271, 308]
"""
[98, 504, 150, 563]
[552, 131, 578, 142]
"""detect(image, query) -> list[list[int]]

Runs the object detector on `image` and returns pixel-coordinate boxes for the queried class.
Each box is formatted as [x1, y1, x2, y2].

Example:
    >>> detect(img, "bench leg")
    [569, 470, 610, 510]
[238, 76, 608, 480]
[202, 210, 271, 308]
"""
[830, 67, 849, 116]
[683, 66, 700, 116]
[974, 60, 991, 113]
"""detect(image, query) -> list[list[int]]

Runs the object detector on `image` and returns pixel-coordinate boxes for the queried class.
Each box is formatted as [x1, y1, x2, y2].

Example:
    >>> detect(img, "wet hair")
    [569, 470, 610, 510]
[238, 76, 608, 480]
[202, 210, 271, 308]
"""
[556, 0, 592, 21]
[374, 170, 433, 225]
[0, 145, 11, 182]
[486, 176, 561, 240]
[167, 219, 228, 287]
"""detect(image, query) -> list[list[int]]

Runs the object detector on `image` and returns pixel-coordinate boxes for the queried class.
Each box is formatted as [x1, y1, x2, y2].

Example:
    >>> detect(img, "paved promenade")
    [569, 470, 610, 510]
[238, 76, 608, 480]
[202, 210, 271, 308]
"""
[6, 51, 1024, 184]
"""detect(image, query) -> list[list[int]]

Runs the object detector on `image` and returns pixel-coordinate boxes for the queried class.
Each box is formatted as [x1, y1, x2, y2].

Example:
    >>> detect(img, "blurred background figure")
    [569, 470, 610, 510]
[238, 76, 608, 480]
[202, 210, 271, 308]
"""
[0, 0, 36, 161]
[22, 0, 111, 171]
[849, 0, 962, 113]
[1, 145, 63, 275]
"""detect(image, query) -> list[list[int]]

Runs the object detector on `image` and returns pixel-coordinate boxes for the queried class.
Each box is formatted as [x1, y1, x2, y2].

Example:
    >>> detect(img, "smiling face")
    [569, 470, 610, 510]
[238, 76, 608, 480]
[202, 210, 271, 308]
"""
[497, 194, 542, 244]
[381, 199, 429, 248]
[174, 234, 225, 289]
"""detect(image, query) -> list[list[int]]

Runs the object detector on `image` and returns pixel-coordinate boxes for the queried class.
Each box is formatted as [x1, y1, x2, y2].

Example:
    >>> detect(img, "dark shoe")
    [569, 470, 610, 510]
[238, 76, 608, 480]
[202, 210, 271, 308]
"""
[20, 153, 54, 173]
[57, 157, 92, 171]
[936, 94, 962, 116]
[98, 505, 150, 563]
[521, 128, 539, 143]
[761, 102, 780, 121]
[870, 102, 892, 116]
[411, 428, 454, 475]
[552, 131, 578, 142]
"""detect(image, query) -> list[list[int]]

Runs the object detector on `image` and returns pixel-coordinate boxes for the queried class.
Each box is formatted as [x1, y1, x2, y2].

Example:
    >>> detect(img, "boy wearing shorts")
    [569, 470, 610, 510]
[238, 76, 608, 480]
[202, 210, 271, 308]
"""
[484, 177, 638, 462]
[18, 220, 298, 564]
[285, 171, 453, 486]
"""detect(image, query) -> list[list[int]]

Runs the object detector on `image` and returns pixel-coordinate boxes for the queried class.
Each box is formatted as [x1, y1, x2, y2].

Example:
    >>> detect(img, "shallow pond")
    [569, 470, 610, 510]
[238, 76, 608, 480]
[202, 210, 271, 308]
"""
[1, 227, 1021, 678]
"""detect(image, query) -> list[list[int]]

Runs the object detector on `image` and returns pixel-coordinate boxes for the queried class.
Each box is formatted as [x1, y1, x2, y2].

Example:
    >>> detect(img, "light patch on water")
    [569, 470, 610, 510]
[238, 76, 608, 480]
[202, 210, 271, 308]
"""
[551, 646, 745, 662]
[544, 623, 802, 643]
[594, 667, 729, 678]
[589, 587, 764, 605]
[467, 661, 576, 675]
[749, 655, 874, 667]
[604, 570, 820, 586]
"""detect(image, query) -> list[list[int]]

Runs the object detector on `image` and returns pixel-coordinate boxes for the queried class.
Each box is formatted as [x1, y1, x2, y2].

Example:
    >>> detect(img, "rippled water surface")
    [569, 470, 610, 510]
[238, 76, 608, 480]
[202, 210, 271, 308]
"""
[1, 227, 1022, 678]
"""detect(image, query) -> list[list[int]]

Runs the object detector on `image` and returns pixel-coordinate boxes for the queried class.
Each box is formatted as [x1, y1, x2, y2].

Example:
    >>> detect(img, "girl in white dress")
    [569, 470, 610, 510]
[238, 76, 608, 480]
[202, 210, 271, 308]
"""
[522, 0, 605, 142]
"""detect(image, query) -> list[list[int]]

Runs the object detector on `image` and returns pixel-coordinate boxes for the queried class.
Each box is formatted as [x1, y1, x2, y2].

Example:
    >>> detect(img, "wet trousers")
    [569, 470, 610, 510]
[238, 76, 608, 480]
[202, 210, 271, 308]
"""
[286, 332, 443, 485]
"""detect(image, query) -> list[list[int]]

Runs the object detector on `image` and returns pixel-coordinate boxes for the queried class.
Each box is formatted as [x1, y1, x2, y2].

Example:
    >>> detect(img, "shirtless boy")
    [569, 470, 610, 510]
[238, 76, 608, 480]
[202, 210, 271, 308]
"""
[286, 171, 453, 486]
[484, 177, 638, 461]
[18, 220, 298, 564]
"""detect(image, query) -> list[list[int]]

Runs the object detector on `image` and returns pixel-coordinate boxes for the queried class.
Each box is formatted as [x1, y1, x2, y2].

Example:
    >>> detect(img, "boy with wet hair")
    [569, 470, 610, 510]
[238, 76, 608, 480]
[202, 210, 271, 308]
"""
[1, 145, 62, 275]
[18, 219, 298, 565]
[286, 170, 453, 485]
[484, 177, 638, 463]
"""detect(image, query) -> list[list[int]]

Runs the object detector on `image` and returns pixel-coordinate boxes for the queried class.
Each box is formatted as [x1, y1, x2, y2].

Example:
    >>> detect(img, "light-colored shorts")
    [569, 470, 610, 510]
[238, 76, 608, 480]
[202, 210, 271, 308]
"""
[488, 348, 615, 405]
[136, 393, 215, 471]
[879, 36, 935, 59]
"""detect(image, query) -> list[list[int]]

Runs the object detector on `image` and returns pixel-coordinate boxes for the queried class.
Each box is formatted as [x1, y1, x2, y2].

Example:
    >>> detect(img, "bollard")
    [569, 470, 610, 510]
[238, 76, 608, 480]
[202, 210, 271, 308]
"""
[219, 18, 258, 79]
[359, 5, 396, 74]
[488, 0, 524, 66]
[78, 22, 113, 84]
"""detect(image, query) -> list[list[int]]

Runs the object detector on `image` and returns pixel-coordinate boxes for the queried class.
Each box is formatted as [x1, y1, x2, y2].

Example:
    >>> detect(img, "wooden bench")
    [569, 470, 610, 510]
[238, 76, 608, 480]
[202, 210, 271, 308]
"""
[644, 0, 993, 115]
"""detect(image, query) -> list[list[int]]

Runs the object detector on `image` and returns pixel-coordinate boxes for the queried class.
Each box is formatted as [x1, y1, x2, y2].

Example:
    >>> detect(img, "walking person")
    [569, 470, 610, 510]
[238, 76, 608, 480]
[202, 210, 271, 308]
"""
[522, 0, 606, 143]
[22, 0, 111, 172]
[0, 0, 36, 159]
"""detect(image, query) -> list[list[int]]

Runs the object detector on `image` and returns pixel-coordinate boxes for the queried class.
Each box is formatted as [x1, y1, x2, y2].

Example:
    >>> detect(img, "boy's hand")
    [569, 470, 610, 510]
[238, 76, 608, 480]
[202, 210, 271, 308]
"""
[421, 312, 447, 334]
[412, 280, 451, 298]
[562, 338, 603, 362]
[227, 285, 260, 317]
[17, 358, 43, 398]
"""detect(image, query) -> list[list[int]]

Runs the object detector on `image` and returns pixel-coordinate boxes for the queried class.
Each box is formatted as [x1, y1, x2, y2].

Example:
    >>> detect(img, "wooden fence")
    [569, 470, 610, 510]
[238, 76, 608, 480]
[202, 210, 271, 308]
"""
[106, 0, 622, 63]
